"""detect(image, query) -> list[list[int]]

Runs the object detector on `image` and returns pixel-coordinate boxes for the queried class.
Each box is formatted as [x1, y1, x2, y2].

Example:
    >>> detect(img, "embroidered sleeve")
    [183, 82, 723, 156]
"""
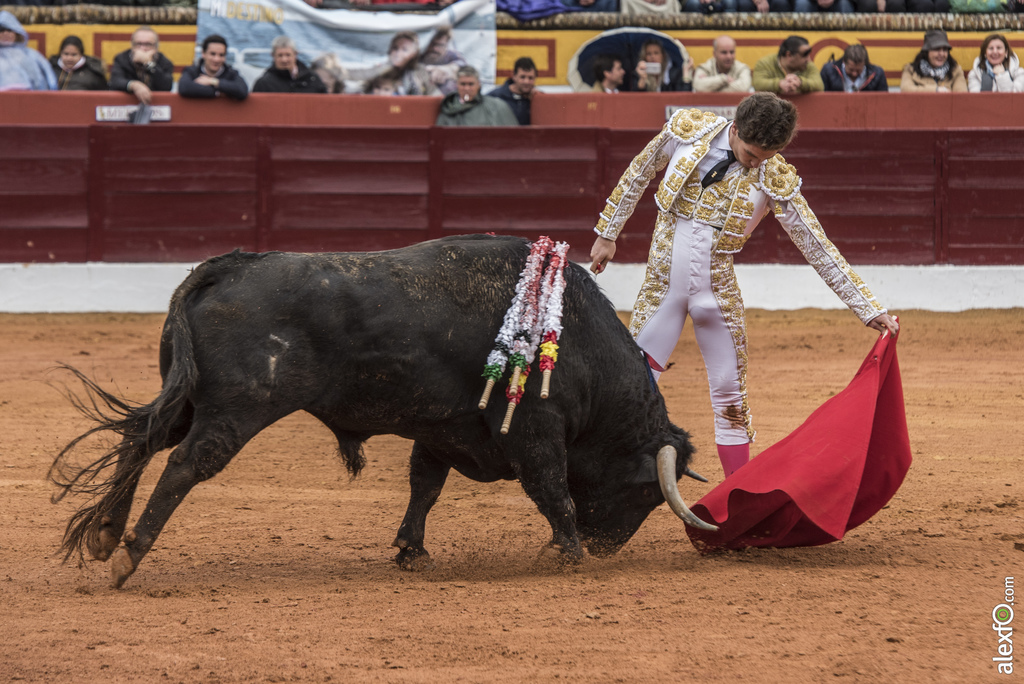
[593, 124, 674, 241]
[594, 109, 723, 240]
[771, 190, 887, 325]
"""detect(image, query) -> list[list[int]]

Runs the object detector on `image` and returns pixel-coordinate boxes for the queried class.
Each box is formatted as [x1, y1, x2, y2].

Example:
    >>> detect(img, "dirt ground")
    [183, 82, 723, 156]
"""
[1, 308, 1021, 683]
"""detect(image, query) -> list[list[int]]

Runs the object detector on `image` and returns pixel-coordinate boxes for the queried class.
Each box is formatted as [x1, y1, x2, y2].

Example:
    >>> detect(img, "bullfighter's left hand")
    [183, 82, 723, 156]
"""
[868, 313, 899, 336]
[590, 236, 616, 275]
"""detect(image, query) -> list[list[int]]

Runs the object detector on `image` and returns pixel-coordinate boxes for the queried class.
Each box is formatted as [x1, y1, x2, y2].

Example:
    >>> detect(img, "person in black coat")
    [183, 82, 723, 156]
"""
[108, 26, 174, 104]
[50, 35, 107, 91]
[487, 56, 537, 126]
[820, 44, 889, 92]
[252, 35, 326, 94]
[178, 34, 248, 100]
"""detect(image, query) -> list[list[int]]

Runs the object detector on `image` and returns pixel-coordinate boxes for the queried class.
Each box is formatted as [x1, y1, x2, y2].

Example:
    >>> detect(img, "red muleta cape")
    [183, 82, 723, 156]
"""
[685, 326, 911, 554]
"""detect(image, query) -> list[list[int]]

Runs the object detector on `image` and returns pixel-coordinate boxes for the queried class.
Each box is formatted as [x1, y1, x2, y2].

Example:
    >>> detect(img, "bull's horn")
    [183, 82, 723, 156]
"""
[656, 446, 719, 532]
[684, 467, 708, 483]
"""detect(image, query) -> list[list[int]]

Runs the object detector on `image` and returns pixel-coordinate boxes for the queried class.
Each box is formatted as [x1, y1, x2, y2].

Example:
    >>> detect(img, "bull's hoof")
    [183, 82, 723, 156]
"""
[86, 526, 120, 562]
[109, 547, 136, 589]
[536, 543, 584, 570]
[394, 548, 434, 572]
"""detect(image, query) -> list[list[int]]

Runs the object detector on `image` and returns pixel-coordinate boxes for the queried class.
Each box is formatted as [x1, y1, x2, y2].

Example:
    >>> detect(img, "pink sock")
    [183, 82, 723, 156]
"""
[717, 443, 750, 477]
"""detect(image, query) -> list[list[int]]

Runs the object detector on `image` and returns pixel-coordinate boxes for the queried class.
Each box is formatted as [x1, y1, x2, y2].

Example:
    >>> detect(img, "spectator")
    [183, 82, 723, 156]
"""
[820, 44, 888, 92]
[967, 34, 1024, 93]
[335, 0, 458, 5]
[802, 0, 856, 11]
[488, 57, 537, 126]
[902, 0, 948, 9]
[693, 35, 751, 93]
[852, 0, 901, 8]
[435, 65, 519, 127]
[621, 0, 680, 15]
[364, 71, 399, 95]
[178, 34, 248, 100]
[558, 0, 619, 9]
[109, 26, 174, 105]
[592, 54, 625, 94]
[900, 30, 967, 93]
[362, 31, 439, 97]
[312, 53, 346, 94]
[684, 0, 770, 12]
[752, 35, 823, 95]
[50, 35, 107, 91]
[421, 27, 467, 96]
[0, 11, 56, 91]
[633, 39, 692, 92]
[252, 36, 327, 94]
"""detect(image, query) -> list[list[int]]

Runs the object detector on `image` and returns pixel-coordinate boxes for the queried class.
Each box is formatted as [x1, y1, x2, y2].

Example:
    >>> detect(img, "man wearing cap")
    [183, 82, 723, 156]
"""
[900, 29, 966, 93]
[752, 35, 823, 94]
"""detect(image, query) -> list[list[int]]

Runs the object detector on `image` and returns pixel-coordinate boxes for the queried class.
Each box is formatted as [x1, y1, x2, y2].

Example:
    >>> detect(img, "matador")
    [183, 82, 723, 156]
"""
[589, 93, 899, 477]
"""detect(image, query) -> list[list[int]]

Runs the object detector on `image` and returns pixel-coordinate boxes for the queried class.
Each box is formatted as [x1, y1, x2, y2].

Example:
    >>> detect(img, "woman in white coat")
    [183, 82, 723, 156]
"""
[968, 34, 1024, 93]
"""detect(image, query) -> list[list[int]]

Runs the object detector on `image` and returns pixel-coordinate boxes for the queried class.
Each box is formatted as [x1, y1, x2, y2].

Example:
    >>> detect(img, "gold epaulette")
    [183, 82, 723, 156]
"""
[668, 108, 725, 143]
[758, 153, 802, 201]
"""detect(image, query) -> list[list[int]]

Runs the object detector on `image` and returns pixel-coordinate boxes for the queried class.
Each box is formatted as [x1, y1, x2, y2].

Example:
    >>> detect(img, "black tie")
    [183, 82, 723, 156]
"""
[701, 151, 737, 188]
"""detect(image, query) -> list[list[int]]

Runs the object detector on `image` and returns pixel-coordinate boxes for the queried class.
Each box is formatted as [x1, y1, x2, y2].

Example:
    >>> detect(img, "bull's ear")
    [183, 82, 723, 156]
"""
[631, 456, 659, 484]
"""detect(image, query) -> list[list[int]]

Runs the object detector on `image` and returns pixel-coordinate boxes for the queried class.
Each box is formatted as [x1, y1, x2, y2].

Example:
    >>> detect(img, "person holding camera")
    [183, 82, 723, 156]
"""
[633, 40, 692, 92]
[108, 26, 174, 105]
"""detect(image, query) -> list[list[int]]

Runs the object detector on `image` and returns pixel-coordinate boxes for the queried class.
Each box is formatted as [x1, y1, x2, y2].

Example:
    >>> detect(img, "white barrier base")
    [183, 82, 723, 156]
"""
[1, 262, 1022, 313]
[596, 263, 1024, 313]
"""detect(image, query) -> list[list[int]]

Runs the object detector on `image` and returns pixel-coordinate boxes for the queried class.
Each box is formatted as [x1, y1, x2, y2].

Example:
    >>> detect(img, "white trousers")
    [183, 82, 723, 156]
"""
[633, 216, 751, 446]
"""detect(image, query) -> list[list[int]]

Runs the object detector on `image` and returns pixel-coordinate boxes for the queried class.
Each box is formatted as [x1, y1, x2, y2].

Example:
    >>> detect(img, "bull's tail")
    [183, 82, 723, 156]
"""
[48, 289, 199, 563]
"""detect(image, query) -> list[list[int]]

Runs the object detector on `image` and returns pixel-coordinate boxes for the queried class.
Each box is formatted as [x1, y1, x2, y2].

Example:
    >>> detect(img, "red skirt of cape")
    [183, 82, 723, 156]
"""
[685, 327, 911, 554]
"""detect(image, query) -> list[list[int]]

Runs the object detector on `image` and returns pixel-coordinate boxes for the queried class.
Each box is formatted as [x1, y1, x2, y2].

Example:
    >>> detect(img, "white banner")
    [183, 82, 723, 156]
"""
[196, 0, 496, 94]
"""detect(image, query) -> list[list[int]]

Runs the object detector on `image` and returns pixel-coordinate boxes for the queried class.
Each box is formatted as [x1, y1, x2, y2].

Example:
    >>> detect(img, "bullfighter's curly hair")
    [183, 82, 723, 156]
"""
[734, 92, 798, 152]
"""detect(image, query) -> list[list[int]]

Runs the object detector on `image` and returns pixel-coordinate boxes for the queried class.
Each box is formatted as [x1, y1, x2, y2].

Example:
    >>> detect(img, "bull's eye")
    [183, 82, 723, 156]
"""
[640, 486, 658, 503]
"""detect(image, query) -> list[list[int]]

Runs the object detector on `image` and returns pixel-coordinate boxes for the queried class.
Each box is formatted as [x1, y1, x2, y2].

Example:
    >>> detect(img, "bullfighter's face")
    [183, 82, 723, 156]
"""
[728, 123, 780, 170]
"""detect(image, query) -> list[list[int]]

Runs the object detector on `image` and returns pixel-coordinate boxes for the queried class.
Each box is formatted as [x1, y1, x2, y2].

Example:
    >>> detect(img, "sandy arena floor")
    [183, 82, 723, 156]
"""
[1, 308, 1021, 683]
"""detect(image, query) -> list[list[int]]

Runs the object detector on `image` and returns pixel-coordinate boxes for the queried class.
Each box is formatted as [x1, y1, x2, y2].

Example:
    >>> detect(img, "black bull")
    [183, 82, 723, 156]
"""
[50, 235, 714, 588]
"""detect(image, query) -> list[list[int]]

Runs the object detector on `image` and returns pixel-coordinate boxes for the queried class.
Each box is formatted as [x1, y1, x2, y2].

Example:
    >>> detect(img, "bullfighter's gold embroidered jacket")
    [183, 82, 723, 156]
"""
[595, 108, 886, 329]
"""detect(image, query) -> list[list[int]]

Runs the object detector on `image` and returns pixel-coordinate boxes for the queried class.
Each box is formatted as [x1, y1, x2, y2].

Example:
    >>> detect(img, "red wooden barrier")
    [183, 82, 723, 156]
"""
[4, 91, 1024, 130]
[1, 118, 1022, 265]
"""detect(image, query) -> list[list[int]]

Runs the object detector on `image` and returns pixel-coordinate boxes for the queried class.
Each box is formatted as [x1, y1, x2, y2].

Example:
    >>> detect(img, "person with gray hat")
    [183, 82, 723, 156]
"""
[900, 29, 966, 93]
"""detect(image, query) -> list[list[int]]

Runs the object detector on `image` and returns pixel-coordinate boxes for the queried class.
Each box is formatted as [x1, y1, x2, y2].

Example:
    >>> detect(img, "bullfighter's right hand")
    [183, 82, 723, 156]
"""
[590, 236, 616, 275]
